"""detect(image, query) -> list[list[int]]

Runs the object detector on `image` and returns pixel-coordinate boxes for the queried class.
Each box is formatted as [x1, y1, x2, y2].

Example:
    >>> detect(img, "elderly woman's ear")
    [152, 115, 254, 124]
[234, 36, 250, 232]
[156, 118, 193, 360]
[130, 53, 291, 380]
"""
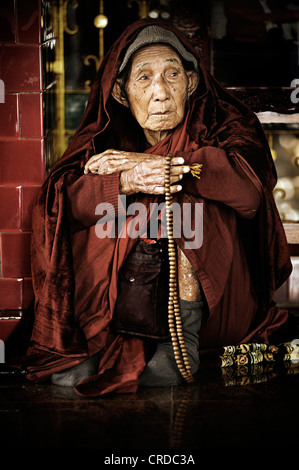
[112, 79, 129, 107]
[187, 70, 199, 98]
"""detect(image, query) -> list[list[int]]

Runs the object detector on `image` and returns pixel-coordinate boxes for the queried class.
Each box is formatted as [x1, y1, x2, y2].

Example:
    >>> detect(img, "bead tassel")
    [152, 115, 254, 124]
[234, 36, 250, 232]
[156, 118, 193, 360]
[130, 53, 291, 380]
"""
[190, 163, 203, 179]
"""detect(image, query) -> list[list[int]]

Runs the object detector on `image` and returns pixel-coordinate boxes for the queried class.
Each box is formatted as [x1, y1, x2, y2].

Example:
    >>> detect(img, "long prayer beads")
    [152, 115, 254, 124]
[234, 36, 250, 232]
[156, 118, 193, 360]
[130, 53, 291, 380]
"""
[165, 154, 194, 384]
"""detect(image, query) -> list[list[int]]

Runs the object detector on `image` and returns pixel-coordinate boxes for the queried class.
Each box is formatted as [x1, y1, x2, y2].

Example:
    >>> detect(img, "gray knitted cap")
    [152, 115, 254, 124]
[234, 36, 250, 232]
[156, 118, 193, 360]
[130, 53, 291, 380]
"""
[118, 25, 198, 73]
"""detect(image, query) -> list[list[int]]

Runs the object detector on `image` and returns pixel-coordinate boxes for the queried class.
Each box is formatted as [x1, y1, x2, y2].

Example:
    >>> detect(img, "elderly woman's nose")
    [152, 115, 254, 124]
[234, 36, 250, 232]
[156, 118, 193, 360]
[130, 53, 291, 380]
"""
[152, 75, 169, 100]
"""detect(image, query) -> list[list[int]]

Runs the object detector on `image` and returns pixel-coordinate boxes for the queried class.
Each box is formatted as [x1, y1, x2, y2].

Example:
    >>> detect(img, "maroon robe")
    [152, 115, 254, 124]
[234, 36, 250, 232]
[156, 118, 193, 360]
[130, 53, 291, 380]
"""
[19, 18, 291, 397]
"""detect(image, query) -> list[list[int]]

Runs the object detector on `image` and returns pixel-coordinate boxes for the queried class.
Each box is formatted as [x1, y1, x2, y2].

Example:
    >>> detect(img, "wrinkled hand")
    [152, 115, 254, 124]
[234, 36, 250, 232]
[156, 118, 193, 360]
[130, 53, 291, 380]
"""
[84, 149, 190, 195]
[84, 149, 148, 175]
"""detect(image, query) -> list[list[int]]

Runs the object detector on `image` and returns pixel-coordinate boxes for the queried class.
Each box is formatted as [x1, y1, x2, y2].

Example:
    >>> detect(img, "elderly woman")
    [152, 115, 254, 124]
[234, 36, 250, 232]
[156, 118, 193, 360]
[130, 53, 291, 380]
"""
[21, 19, 291, 396]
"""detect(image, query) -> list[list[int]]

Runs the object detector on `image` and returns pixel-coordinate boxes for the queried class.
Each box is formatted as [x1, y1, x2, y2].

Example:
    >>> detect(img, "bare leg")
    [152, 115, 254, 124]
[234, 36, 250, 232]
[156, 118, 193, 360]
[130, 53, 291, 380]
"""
[177, 247, 202, 301]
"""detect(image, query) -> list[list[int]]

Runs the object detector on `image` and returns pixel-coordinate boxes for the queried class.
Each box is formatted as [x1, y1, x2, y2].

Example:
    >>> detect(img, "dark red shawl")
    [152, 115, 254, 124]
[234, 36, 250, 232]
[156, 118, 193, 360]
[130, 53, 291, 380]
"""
[15, 18, 291, 396]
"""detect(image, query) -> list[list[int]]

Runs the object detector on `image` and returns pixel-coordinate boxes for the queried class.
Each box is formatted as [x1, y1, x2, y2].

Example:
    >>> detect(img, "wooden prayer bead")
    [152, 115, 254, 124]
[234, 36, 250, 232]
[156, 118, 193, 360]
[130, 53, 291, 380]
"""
[165, 154, 194, 385]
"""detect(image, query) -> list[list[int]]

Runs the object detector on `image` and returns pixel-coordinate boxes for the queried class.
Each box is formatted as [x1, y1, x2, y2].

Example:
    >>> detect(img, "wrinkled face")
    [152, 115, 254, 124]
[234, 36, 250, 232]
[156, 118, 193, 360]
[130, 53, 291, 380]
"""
[124, 45, 197, 138]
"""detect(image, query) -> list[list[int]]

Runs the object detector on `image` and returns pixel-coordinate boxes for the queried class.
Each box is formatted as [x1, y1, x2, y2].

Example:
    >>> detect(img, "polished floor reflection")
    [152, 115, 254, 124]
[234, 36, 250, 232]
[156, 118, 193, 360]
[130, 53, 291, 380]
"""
[1, 314, 299, 451]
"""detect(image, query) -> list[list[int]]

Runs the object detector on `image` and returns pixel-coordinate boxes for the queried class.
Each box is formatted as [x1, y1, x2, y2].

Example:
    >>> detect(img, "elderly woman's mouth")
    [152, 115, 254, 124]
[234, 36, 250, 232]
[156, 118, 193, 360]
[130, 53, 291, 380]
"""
[152, 111, 173, 116]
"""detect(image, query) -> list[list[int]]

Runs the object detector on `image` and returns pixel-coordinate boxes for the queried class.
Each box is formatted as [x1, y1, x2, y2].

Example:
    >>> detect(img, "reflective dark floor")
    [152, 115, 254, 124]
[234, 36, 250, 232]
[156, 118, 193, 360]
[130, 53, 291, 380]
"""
[1, 312, 299, 452]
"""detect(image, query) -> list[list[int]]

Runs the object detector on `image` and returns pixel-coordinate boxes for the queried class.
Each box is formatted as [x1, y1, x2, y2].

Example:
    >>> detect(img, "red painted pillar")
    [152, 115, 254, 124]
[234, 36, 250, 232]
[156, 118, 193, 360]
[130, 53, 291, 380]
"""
[0, 0, 46, 341]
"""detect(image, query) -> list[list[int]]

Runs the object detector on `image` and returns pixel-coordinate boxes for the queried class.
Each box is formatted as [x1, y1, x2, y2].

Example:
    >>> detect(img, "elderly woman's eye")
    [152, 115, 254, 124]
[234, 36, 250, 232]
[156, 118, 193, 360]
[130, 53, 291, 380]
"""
[140, 75, 148, 80]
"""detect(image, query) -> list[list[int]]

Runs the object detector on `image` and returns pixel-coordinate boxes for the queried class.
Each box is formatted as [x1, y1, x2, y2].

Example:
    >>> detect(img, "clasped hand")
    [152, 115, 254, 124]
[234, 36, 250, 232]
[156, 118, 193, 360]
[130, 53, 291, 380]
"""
[84, 149, 190, 195]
